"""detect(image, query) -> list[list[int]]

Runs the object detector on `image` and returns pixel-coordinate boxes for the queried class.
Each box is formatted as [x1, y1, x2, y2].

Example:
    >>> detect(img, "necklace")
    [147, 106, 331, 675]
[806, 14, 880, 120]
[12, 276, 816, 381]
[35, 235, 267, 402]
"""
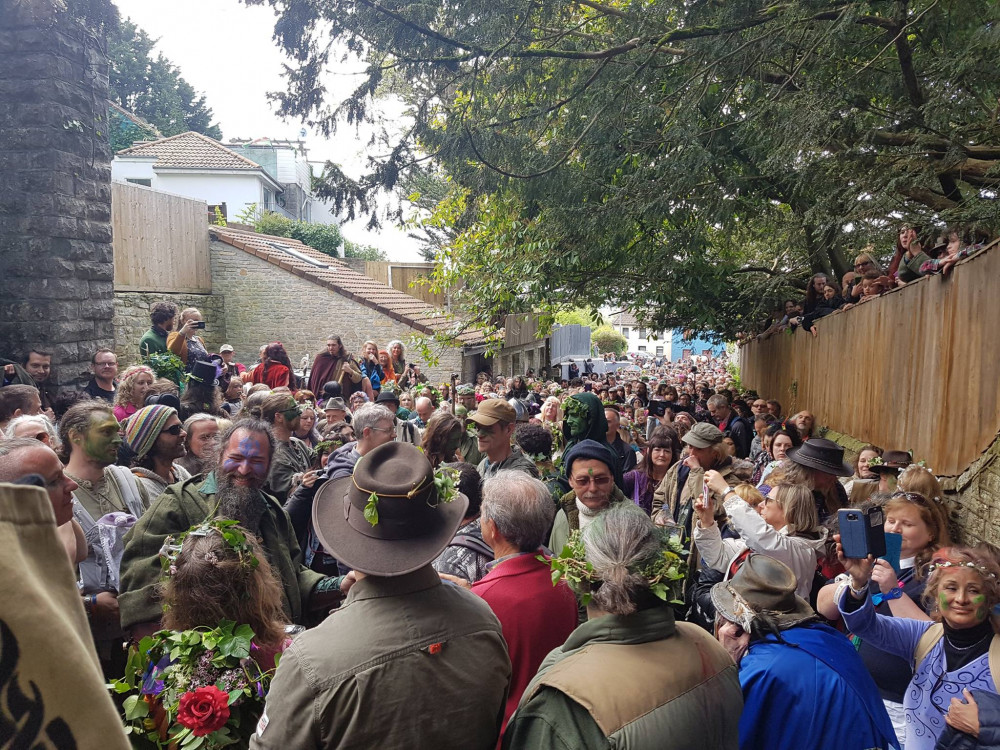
[944, 631, 991, 653]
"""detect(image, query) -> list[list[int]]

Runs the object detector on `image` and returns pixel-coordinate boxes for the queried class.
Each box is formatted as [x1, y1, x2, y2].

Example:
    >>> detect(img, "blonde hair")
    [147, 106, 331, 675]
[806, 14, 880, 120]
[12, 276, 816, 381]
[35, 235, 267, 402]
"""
[771, 483, 821, 537]
[114, 365, 155, 408]
[885, 491, 951, 570]
[733, 483, 765, 508]
[898, 465, 943, 502]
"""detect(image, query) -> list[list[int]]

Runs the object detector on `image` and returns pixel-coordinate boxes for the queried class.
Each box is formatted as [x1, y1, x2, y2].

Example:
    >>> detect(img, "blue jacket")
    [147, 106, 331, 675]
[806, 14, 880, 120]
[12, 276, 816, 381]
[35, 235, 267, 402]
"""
[935, 690, 1000, 750]
[739, 622, 899, 750]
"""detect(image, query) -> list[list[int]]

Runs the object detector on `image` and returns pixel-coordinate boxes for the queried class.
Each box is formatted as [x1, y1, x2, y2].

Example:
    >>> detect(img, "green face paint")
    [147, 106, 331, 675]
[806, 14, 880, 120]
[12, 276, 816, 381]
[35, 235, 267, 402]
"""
[974, 594, 987, 621]
[82, 414, 122, 466]
[939, 592, 949, 611]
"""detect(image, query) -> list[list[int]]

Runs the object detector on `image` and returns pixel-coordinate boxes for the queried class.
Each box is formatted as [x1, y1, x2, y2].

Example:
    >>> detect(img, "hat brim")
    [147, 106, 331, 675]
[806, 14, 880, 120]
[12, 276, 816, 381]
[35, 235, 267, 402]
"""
[312, 475, 469, 577]
[786, 446, 853, 477]
[467, 411, 502, 427]
[710, 581, 817, 630]
[682, 434, 718, 449]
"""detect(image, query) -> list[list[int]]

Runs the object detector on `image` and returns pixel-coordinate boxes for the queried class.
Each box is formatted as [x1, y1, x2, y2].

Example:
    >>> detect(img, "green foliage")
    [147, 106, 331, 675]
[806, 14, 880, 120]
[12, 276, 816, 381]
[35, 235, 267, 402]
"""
[108, 17, 222, 143]
[242, 0, 1000, 339]
[253, 212, 343, 258]
[144, 352, 186, 386]
[592, 325, 627, 356]
[342, 238, 387, 261]
[212, 206, 227, 227]
[554, 308, 597, 327]
[363, 492, 380, 526]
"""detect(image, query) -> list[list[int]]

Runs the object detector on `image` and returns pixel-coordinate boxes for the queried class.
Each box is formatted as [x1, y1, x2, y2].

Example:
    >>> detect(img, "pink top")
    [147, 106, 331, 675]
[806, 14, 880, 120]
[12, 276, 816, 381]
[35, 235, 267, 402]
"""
[113, 403, 137, 424]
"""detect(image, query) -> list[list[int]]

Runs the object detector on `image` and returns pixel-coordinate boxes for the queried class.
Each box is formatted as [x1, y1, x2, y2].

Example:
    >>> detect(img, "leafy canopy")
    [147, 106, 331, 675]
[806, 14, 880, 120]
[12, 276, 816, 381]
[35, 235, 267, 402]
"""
[243, 0, 1000, 339]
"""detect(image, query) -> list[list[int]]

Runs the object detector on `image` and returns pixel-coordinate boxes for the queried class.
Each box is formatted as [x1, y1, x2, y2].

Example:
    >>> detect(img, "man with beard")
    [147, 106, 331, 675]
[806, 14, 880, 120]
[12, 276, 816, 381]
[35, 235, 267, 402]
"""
[118, 419, 347, 639]
[124, 405, 192, 499]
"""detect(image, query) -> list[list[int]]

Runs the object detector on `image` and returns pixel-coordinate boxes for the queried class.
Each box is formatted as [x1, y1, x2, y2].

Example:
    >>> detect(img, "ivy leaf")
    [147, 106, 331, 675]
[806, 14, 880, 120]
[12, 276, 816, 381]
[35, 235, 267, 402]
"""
[364, 492, 380, 526]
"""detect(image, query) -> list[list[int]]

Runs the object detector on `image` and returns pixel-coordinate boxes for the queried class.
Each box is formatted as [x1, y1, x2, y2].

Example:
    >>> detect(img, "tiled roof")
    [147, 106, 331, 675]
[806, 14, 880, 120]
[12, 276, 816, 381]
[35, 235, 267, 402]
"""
[210, 227, 485, 345]
[117, 131, 264, 170]
[611, 310, 640, 327]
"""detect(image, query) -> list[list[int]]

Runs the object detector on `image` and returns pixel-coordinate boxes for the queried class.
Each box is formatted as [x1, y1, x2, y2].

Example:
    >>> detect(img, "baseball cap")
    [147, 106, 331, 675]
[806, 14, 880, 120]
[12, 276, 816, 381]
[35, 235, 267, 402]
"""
[220, 344, 234, 353]
[466, 399, 516, 427]
[682, 422, 724, 449]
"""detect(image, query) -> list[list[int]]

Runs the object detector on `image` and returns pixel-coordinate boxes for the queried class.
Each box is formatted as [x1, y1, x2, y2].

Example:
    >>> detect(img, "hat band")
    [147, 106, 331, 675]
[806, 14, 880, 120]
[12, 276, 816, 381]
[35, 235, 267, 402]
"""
[342, 491, 439, 541]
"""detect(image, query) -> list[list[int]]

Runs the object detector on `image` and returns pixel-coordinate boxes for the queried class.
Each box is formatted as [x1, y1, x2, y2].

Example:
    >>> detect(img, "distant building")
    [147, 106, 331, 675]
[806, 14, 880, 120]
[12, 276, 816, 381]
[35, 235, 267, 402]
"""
[609, 311, 671, 358]
[112, 132, 337, 225]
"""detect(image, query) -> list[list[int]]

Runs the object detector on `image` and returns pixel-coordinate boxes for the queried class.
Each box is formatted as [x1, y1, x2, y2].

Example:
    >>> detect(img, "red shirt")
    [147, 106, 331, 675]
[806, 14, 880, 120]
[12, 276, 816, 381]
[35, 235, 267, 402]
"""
[471, 552, 578, 742]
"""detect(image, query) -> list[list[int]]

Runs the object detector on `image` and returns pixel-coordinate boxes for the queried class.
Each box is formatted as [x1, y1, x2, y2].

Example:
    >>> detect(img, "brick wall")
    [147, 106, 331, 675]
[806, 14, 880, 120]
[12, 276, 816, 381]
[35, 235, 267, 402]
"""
[113, 292, 227, 367]
[0, 5, 113, 389]
[210, 240, 464, 382]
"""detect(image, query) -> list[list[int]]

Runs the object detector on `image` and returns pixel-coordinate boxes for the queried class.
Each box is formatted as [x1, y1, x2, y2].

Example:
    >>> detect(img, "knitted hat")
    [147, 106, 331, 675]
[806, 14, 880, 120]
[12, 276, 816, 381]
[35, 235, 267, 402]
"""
[124, 405, 177, 459]
[563, 439, 618, 475]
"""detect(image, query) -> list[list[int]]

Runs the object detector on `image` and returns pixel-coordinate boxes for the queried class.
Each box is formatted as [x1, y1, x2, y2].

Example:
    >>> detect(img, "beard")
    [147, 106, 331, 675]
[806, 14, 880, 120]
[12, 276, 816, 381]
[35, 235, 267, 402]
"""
[215, 471, 266, 533]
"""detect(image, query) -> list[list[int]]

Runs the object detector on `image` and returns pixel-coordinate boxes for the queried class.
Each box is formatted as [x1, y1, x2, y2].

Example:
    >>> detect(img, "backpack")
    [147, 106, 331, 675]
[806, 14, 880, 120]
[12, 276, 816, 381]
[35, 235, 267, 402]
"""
[914, 622, 1000, 692]
[450, 534, 493, 559]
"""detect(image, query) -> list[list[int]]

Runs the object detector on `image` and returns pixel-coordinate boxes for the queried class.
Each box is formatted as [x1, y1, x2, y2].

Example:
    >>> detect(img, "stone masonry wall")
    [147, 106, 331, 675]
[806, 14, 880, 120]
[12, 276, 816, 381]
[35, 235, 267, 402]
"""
[0, 5, 114, 389]
[210, 240, 464, 382]
[114, 292, 227, 367]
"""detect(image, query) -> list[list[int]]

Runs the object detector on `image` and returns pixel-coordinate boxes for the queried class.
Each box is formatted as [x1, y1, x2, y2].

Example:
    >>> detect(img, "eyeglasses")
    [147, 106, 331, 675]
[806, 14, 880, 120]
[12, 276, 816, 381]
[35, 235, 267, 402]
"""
[854, 261, 873, 270]
[369, 425, 395, 434]
[570, 474, 613, 487]
[163, 424, 183, 436]
[95, 361, 117, 368]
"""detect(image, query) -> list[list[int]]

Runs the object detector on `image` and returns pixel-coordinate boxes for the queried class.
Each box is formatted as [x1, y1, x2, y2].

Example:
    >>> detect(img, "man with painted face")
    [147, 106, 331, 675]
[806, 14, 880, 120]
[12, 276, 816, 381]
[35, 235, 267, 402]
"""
[562, 391, 624, 489]
[549, 439, 628, 553]
[257, 393, 314, 504]
[61, 399, 151, 677]
[119, 419, 346, 638]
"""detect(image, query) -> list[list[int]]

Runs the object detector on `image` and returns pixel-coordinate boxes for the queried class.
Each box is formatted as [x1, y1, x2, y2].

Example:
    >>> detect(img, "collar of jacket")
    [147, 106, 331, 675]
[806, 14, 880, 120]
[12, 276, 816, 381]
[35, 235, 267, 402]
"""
[563, 605, 677, 651]
[345, 564, 442, 603]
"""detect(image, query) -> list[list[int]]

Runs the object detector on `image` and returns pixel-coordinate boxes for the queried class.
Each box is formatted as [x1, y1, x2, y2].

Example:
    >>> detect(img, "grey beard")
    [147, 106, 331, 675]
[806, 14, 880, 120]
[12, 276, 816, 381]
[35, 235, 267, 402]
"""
[215, 474, 266, 532]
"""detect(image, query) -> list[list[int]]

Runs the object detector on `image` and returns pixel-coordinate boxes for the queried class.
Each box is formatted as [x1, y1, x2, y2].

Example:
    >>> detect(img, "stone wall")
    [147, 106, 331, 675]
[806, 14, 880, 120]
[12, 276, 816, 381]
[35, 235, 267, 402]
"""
[113, 292, 227, 367]
[0, 3, 113, 389]
[210, 240, 464, 382]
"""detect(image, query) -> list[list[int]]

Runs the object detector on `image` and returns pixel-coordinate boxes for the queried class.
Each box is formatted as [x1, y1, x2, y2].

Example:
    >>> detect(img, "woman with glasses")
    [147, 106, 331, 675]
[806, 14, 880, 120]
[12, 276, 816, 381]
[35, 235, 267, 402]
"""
[845, 250, 885, 303]
[253, 393, 314, 503]
[817, 484, 952, 746]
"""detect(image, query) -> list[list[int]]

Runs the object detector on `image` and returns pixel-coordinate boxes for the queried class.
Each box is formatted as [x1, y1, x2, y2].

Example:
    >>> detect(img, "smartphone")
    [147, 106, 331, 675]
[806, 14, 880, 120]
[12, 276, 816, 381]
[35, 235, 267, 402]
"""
[194, 321, 207, 329]
[649, 400, 668, 418]
[838, 507, 886, 559]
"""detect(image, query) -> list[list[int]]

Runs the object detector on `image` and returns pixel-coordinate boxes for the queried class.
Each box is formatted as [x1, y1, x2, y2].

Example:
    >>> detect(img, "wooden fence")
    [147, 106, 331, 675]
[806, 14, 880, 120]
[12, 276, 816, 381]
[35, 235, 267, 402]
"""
[112, 182, 211, 293]
[355, 261, 450, 307]
[739, 246, 1000, 476]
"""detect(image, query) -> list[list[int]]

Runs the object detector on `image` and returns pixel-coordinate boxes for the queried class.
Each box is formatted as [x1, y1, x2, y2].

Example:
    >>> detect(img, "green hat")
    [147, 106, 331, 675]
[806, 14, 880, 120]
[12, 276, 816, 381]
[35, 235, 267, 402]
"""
[682, 422, 724, 449]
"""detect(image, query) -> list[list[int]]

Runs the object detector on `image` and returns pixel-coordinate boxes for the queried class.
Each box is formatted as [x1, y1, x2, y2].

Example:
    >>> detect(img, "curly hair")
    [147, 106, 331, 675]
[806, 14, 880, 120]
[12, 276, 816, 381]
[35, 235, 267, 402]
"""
[922, 546, 1000, 622]
[114, 365, 155, 409]
[420, 412, 463, 469]
[161, 528, 287, 650]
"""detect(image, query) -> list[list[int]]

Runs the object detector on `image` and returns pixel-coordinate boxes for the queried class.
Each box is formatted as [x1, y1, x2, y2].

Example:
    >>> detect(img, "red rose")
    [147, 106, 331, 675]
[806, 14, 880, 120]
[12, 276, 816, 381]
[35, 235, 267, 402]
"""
[176, 685, 231, 737]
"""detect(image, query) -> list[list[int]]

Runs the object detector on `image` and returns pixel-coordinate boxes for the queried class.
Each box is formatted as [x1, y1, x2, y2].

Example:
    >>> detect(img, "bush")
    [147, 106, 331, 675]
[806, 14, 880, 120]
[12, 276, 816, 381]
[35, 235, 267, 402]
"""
[592, 325, 627, 356]
[254, 212, 343, 258]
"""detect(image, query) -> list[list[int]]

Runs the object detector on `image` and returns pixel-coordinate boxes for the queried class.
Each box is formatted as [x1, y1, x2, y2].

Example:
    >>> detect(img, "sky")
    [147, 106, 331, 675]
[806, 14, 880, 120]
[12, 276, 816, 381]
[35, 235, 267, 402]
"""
[113, 0, 424, 261]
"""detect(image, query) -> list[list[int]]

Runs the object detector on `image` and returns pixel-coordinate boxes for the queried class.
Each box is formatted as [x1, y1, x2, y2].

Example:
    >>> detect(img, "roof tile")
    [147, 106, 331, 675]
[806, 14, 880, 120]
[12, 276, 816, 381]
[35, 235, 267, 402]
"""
[117, 131, 265, 171]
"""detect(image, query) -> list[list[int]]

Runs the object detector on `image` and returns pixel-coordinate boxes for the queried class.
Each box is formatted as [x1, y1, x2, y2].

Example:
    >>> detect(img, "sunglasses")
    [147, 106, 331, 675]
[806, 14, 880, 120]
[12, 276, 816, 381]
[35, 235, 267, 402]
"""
[163, 424, 183, 436]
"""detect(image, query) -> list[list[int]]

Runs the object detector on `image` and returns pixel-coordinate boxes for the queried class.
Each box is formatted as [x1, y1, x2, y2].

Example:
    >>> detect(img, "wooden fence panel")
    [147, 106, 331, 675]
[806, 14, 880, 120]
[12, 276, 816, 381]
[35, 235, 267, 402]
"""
[739, 247, 1000, 477]
[112, 182, 211, 293]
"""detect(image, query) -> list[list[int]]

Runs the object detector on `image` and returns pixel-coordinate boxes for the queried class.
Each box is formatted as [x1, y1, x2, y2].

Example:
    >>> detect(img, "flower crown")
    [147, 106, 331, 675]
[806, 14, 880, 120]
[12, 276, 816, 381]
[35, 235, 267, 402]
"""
[927, 560, 998, 580]
[160, 519, 260, 576]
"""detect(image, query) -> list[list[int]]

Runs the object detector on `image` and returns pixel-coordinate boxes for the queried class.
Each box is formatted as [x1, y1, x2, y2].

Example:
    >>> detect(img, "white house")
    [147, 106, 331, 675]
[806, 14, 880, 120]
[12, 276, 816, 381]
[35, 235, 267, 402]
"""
[112, 132, 297, 222]
[609, 311, 672, 358]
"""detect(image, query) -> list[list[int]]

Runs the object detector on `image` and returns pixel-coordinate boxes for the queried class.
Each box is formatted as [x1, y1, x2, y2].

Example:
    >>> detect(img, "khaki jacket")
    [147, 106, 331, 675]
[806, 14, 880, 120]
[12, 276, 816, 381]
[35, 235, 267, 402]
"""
[118, 472, 322, 629]
[505, 606, 742, 749]
[650, 457, 738, 527]
[250, 566, 511, 750]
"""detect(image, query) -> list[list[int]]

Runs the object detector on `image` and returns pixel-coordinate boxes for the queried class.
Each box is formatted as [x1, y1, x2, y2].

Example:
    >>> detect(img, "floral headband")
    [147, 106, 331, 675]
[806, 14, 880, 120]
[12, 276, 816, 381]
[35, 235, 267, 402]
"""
[927, 560, 998, 580]
[159, 519, 259, 576]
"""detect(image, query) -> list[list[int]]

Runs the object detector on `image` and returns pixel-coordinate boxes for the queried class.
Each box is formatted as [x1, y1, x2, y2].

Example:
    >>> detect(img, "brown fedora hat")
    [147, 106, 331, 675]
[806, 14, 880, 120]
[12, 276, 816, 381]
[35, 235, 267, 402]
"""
[312, 442, 468, 577]
[711, 553, 816, 631]
[786, 438, 853, 477]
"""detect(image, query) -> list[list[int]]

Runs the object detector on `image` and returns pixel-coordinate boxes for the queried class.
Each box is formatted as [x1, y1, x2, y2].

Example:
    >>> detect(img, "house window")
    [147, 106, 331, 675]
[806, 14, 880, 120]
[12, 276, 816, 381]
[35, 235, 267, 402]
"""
[638, 345, 647, 352]
[621, 327, 629, 338]
[638, 328, 647, 339]
[656, 346, 664, 356]
[263, 189, 274, 211]
[126, 178, 151, 187]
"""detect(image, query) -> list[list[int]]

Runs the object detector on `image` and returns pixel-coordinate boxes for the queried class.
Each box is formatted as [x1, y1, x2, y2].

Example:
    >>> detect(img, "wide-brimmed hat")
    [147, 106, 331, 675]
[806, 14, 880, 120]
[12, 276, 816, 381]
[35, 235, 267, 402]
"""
[467, 399, 516, 427]
[312, 442, 468, 577]
[786, 438, 853, 477]
[868, 450, 912, 474]
[188, 359, 219, 387]
[711, 553, 817, 630]
[682, 422, 724, 449]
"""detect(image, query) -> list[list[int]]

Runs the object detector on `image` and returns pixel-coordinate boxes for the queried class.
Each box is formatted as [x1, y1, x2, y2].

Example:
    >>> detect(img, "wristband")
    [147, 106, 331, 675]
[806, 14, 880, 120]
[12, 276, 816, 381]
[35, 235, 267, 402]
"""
[872, 584, 904, 606]
[848, 581, 869, 599]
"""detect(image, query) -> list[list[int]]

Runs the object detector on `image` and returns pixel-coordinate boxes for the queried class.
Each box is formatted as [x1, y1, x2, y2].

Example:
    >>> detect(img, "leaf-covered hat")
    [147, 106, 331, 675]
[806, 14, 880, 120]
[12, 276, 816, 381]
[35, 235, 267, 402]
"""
[312, 442, 468, 577]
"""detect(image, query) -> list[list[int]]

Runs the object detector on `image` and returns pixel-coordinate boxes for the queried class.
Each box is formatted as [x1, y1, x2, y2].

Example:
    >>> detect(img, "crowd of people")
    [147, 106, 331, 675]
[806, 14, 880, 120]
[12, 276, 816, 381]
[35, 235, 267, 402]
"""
[757, 225, 995, 338]
[3, 300, 1000, 750]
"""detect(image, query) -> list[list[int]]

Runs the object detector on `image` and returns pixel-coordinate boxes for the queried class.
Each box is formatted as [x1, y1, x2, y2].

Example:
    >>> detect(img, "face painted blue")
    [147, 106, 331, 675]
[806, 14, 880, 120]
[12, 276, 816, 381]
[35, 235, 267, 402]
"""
[222, 433, 269, 478]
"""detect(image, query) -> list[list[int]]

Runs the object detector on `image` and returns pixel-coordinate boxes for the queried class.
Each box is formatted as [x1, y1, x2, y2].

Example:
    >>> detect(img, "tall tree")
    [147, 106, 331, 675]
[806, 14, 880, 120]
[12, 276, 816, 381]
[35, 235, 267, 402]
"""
[243, 0, 1000, 340]
[107, 18, 222, 143]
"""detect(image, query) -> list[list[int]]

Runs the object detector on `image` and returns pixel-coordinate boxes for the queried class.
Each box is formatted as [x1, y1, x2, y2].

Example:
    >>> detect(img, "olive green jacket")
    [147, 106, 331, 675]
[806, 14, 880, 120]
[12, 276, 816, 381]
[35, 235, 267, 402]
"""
[250, 566, 511, 750]
[118, 472, 323, 629]
[503, 606, 741, 750]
